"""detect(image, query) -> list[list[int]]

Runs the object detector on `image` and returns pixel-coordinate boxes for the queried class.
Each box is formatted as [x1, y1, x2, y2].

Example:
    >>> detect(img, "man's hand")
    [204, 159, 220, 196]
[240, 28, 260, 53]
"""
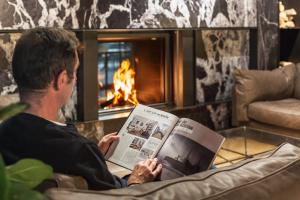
[98, 132, 119, 155]
[127, 158, 162, 186]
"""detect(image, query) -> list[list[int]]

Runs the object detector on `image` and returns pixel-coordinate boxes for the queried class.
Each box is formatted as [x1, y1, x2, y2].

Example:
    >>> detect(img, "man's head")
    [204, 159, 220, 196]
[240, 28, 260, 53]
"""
[12, 27, 79, 105]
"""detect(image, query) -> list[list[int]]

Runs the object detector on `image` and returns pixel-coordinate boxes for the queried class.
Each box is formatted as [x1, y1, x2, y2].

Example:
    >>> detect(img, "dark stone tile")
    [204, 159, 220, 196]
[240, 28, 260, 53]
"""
[76, 0, 93, 28]
[97, 0, 126, 14]
[196, 66, 207, 80]
[211, 0, 229, 23]
[131, 0, 148, 21]
[106, 10, 130, 28]
[22, 0, 43, 22]
[202, 82, 219, 102]
[0, 1, 15, 27]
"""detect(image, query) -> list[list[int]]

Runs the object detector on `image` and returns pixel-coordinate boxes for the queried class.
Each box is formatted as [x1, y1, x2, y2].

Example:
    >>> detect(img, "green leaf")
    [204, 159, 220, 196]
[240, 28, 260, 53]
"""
[0, 155, 10, 200]
[17, 190, 46, 200]
[6, 159, 53, 189]
[9, 182, 31, 200]
[0, 102, 29, 121]
[9, 183, 46, 200]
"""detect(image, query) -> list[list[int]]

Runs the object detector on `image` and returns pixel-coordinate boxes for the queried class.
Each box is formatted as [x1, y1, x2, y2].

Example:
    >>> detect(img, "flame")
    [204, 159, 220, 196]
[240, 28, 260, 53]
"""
[111, 59, 139, 106]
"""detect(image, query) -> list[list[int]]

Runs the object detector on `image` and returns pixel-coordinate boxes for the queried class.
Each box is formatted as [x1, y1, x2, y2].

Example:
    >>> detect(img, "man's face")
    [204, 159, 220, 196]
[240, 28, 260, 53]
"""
[61, 50, 79, 106]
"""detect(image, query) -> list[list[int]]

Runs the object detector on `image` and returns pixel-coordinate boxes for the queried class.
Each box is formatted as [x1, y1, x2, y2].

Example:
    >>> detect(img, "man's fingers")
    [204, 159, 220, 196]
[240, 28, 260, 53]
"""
[105, 135, 120, 143]
[107, 132, 118, 136]
[152, 163, 163, 177]
[149, 158, 158, 170]
[144, 159, 151, 166]
[103, 132, 118, 140]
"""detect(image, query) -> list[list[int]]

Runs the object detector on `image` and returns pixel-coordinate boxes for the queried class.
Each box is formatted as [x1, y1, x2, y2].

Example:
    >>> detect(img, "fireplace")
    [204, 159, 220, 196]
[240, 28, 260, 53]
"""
[96, 32, 172, 115]
[77, 30, 194, 122]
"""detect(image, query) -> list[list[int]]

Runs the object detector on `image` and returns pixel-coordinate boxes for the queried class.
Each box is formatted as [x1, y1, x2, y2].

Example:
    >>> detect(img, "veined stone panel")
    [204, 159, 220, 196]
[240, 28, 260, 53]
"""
[0, 33, 20, 95]
[196, 30, 249, 103]
[0, 0, 257, 29]
[257, 0, 279, 69]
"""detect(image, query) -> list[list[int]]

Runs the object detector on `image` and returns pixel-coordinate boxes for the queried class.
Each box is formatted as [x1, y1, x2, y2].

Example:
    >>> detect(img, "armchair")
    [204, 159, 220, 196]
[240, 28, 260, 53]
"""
[232, 63, 300, 137]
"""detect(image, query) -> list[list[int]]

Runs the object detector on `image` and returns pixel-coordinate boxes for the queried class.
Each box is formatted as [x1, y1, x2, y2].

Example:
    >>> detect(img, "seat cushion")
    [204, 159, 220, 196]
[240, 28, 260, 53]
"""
[248, 98, 300, 130]
[46, 143, 300, 200]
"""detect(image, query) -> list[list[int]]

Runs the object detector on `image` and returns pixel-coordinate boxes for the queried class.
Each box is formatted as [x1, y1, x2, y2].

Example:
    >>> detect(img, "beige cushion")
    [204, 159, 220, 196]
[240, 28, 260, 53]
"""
[248, 98, 300, 130]
[46, 143, 300, 200]
[234, 63, 296, 122]
[294, 63, 300, 99]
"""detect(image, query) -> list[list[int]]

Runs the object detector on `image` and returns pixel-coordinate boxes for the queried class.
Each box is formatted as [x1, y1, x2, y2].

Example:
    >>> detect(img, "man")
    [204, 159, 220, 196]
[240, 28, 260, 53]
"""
[0, 28, 162, 190]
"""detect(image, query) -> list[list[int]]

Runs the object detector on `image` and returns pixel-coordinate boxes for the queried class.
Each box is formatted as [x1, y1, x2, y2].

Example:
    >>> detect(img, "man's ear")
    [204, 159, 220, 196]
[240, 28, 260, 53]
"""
[54, 70, 68, 91]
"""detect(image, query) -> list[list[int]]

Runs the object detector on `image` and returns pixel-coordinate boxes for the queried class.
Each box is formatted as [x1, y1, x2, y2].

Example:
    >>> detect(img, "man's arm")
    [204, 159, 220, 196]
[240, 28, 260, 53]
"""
[70, 142, 126, 190]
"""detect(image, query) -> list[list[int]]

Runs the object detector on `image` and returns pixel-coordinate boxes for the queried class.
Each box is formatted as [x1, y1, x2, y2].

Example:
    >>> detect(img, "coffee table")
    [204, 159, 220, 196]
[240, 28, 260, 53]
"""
[214, 126, 300, 167]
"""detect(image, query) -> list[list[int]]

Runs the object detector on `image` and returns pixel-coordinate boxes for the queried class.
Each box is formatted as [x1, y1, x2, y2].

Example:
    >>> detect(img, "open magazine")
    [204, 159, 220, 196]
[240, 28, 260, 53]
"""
[105, 104, 225, 180]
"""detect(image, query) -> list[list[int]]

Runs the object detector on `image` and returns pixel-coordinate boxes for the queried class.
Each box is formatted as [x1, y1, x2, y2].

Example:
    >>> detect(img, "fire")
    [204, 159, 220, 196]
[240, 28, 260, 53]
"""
[110, 59, 139, 106]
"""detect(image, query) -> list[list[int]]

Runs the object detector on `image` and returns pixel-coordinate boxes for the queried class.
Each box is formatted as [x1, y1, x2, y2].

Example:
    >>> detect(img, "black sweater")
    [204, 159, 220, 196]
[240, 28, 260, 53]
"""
[0, 113, 127, 190]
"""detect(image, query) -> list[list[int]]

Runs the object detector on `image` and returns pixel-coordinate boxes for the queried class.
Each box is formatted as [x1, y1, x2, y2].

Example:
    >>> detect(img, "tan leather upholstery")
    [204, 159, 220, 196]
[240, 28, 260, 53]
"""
[53, 174, 88, 190]
[46, 143, 300, 200]
[248, 98, 300, 130]
[37, 173, 88, 192]
[233, 63, 296, 122]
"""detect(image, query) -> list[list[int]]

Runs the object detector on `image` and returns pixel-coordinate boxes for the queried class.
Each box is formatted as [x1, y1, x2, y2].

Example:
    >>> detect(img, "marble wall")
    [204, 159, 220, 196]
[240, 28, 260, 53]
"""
[0, 0, 256, 29]
[257, 0, 279, 69]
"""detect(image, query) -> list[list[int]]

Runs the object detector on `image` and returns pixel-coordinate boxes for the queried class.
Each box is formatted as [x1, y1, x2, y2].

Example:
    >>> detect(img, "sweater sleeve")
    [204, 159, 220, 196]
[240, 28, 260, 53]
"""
[69, 142, 128, 190]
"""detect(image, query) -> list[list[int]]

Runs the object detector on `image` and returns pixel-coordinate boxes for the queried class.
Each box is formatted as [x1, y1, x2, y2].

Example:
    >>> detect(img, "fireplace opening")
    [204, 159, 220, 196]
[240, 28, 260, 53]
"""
[97, 32, 171, 114]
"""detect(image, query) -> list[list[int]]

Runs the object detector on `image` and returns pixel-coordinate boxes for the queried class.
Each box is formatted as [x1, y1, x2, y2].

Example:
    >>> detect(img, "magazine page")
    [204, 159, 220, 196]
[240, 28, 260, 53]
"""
[156, 118, 225, 180]
[106, 104, 179, 170]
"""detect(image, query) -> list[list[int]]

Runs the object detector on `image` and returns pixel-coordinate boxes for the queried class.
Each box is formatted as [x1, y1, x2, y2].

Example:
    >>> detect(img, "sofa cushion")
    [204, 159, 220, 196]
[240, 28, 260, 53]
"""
[233, 63, 296, 122]
[46, 143, 300, 200]
[294, 63, 300, 99]
[248, 98, 300, 130]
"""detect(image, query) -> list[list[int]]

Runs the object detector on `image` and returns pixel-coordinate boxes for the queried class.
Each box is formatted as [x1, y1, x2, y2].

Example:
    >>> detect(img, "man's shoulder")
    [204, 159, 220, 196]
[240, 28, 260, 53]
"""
[0, 113, 47, 130]
[0, 113, 26, 131]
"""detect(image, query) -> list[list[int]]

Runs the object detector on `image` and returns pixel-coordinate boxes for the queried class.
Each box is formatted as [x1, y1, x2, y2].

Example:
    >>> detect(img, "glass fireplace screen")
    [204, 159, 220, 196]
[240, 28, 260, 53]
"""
[97, 33, 168, 112]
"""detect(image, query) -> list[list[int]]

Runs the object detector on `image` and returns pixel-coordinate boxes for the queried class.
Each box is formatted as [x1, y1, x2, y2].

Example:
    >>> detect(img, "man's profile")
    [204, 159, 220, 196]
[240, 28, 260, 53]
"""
[0, 27, 162, 190]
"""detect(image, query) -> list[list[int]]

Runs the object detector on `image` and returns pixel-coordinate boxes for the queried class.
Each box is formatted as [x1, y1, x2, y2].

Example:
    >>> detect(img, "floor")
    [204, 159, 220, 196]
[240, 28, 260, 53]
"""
[214, 136, 277, 168]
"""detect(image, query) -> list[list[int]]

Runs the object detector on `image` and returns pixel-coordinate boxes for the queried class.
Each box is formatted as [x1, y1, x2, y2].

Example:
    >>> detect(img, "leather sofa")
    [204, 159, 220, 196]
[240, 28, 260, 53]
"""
[45, 143, 300, 200]
[232, 63, 300, 137]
